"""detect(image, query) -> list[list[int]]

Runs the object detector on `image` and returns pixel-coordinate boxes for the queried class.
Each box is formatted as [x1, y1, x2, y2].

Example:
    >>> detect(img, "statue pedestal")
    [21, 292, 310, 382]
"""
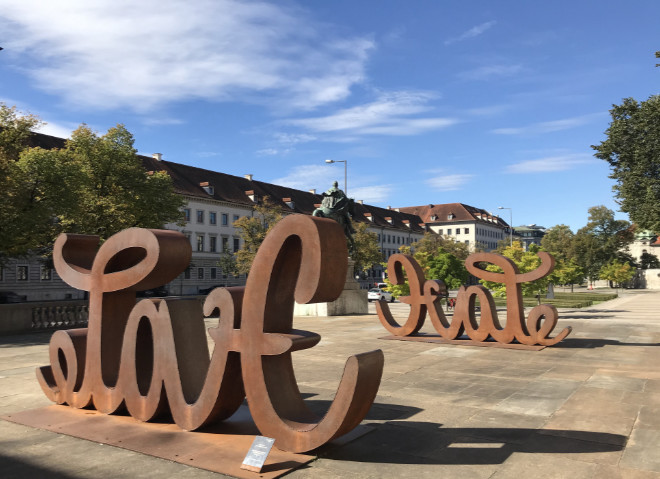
[293, 259, 368, 316]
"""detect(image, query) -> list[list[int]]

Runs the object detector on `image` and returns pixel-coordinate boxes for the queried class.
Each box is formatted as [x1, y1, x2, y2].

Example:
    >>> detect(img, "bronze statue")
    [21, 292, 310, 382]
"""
[313, 181, 356, 253]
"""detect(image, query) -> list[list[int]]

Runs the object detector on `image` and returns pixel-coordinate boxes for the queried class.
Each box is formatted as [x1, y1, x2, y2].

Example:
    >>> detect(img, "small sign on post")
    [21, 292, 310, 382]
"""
[241, 436, 275, 473]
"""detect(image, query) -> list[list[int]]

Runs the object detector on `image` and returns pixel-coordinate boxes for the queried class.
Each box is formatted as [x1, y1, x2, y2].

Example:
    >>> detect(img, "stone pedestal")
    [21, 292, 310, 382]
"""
[293, 259, 368, 316]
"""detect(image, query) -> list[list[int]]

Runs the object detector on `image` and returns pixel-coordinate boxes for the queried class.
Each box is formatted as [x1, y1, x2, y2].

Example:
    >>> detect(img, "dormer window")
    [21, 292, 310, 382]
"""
[385, 217, 393, 224]
[282, 197, 295, 209]
[447, 213, 455, 220]
[200, 181, 214, 195]
[245, 190, 258, 203]
[364, 212, 374, 222]
[430, 215, 438, 221]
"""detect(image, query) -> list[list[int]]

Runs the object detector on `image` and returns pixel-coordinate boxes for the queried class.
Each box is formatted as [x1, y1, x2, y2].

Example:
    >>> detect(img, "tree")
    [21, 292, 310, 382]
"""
[351, 221, 382, 274]
[541, 224, 575, 262]
[411, 232, 470, 260]
[479, 242, 551, 298]
[232, 197, 284, 275]
[550, 259, 584, 292]
[656, 50, 659, 67]
[592, 95, 660, 231]
[0, 104, 184, 264]
[599, 259, 635, 290]
[573, 206, 633, 283]
[640, 251, 660, 269]
[426, 250, 468, 289]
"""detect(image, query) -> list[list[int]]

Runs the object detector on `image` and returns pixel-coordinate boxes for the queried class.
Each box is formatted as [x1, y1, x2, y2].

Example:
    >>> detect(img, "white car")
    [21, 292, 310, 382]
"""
[368, 288, 394, 302]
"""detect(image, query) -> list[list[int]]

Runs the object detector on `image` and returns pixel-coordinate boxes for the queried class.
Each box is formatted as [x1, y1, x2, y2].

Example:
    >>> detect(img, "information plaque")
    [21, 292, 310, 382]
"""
[241, 436, 275, 473]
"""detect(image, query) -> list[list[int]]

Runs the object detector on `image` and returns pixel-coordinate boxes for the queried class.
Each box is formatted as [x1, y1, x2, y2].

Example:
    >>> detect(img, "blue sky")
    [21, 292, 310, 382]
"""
[1, 0, 658, 232]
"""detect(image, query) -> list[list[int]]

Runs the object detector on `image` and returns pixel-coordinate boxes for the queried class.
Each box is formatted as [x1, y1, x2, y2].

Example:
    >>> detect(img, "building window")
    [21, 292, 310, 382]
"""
[183, 208, 191, 222]
[0, 267, 3, 281]
[41, 266, 52, 281]
[465, 228, 469, 234]
[197, 210, 204, 223]
[233, 238, 240, 252]
[17, 266, 28, 281]
[233, 215, 240, 223]
[184, 268, 191, 279]
[438, 229, 443, 235]
[197, 235, 204, 252]
[198, 267, 204, 279]
[222, 214, 228, 226]
[222, 237, 229, 251]
[447, 228, 452, 235]
[209, 236, 217, 253]
[209, 212, 217, 225]
[210, 268, 217, 279]
[465, 240, 469, 244]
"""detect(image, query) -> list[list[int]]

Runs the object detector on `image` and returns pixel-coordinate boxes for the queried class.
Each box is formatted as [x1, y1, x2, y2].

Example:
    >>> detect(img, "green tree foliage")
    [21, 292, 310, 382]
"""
[592, 96, 660, 232]
[479, 242, 551, 298]
[550, 259, 584, 292]
[233, 197, 284, 275]
[0, 104, 184, 263]
[217, 245, 238, 278]
[384, 245, 467, 298]
[599, 259, 635, 289]
[540, 224, 575, 262]
[656, 50, 659, 67]
[411, 232, 470, 260]
[426, 250, 468, 289]
[351, 221, 382, 273]
[572, 206, 633, 282]
[640, 251, 660, 269]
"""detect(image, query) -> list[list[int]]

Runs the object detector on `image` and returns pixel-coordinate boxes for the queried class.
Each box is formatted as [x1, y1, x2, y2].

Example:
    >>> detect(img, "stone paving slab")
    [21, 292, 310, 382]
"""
[1, 290, 660, 478]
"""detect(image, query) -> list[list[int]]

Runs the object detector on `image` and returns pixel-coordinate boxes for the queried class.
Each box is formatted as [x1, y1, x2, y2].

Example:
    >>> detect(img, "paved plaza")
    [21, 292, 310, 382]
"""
[1, 290, 660, 478]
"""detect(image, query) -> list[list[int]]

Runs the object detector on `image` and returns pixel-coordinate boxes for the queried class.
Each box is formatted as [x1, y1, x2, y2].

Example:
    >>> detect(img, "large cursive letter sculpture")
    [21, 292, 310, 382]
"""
[36, 215, 384, 453]
[377, 252, 571, 347]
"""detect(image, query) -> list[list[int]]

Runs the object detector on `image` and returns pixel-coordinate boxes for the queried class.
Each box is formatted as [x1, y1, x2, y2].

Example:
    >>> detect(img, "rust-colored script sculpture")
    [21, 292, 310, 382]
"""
[36, 215, 384, 453]
[377, 252, 571, 348]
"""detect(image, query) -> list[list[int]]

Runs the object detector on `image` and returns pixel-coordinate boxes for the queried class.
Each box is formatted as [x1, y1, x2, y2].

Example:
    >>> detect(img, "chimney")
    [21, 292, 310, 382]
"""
[309, 189, 316, 194]
[357, 199, 364, 204]
[152, 153, 163, 161]
[244, 174, 253, 181]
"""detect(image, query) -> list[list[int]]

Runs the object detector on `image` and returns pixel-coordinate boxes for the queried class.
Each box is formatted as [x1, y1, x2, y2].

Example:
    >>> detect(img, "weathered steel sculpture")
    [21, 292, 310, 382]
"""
[36, 215, 384, 453]
[377, 252, 571, 348]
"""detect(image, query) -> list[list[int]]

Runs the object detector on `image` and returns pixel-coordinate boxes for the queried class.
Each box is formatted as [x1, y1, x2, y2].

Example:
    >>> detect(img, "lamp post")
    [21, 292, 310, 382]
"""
[498, 206, 513, 247]
[324, 159, 347, 196]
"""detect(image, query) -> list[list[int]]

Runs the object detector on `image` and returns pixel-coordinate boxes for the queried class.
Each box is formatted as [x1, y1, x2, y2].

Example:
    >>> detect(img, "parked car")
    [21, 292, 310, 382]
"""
[136, 287, 169, 298]
[0, 291, 28, 303]
[198, 284, 225, 295]
[368, 288, 394, 302]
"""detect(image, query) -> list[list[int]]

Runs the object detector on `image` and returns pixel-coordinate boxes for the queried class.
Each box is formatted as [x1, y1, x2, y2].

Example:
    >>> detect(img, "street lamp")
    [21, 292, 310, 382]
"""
[324, 159, 347, 196]
[498, 206, 513, 247]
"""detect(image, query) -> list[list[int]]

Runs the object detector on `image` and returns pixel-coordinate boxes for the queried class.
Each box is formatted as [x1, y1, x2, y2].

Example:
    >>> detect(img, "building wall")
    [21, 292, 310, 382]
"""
[428, 221, 506, 251]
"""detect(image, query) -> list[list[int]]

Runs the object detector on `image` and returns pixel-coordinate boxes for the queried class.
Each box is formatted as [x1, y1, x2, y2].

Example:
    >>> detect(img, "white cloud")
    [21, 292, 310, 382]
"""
[287, 91, 458, 136]
[445, 21, 496, 45]
[270, 164, 392, 204]
[271, 164, 338, 190]
[274, 133, 317, 145]
[0, 0, 373, 112]
[350, 185, 392, 204]
[426, 174, 474, 191]
[35, 121, 77, 139]
[506, 154, 596, 173]
[492, 113, 603, 135]
[458, 64, 524, 81]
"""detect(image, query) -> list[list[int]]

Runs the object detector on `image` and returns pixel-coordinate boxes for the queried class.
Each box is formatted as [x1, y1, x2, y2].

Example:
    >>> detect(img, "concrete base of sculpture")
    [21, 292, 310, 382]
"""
[294, 259, 368, 316]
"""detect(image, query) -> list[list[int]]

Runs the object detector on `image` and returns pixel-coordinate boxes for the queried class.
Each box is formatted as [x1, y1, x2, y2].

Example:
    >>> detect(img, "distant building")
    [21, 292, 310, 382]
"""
[398, 203, 510, 251]
[513, 224, 546, 251]
[0, 132, 428, 300]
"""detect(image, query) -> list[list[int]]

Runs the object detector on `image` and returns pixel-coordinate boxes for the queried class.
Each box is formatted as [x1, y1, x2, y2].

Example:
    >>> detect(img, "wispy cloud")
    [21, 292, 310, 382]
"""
[445, 21, 496, 45]
[492, 113, 604, 135]
[270, 164, 392, 204]
[350, 185, 392, 204]
[426, 173, 474, 191]
[0, 0, 373, 112]
[287, 91, 458, 136]
[506, 153, 596, 173]
[458, 64, 524, 81]
[271, 164, 339, 190]
[274, 133, 317, 145]
[36, 121, 77, 139]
